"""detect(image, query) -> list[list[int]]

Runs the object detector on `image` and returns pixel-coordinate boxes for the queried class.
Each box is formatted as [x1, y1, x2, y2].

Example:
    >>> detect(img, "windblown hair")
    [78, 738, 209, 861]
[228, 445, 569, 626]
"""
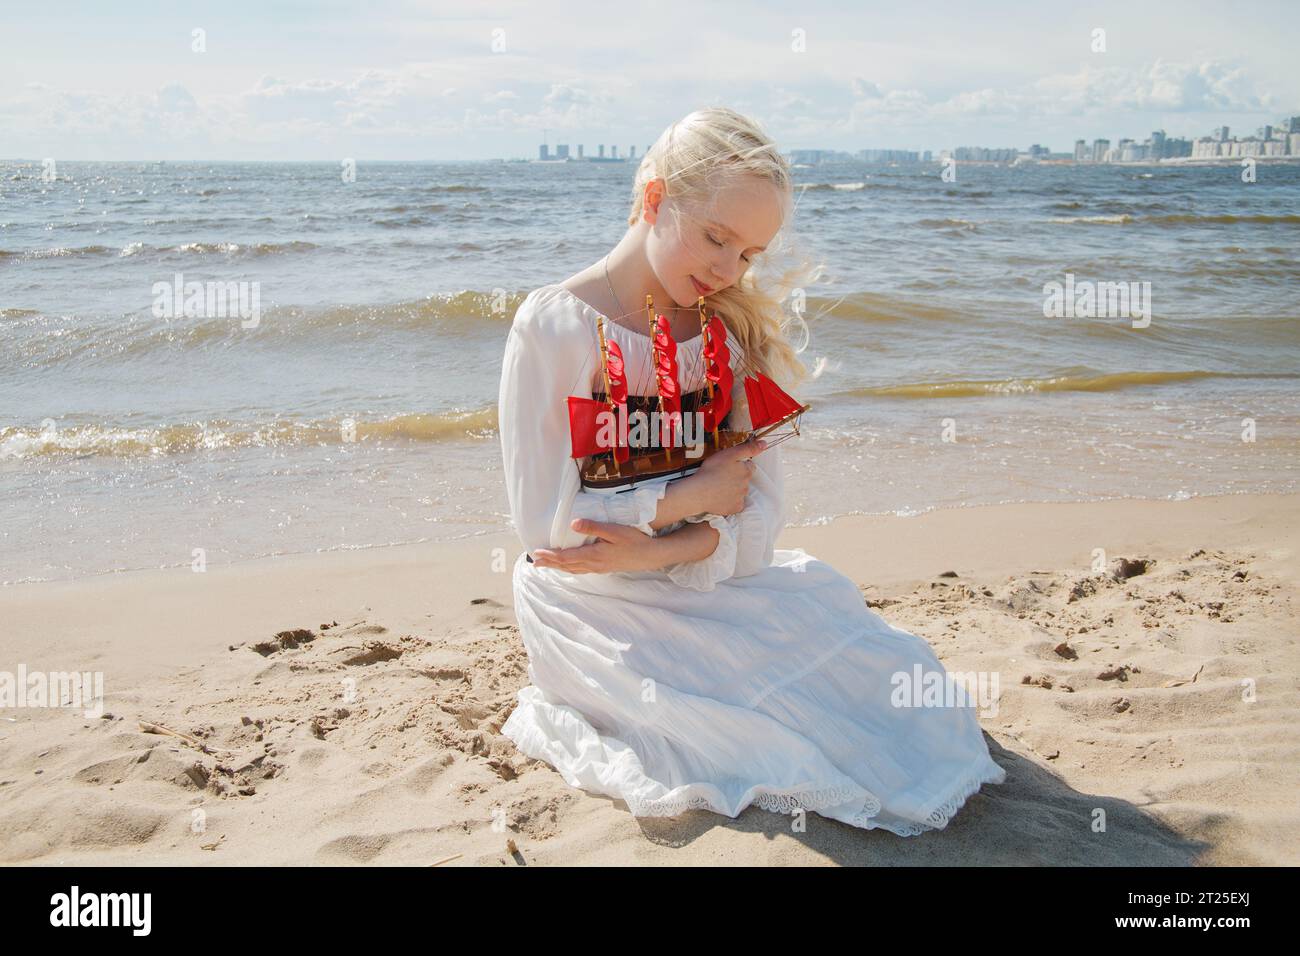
[627, 106, 824, 392]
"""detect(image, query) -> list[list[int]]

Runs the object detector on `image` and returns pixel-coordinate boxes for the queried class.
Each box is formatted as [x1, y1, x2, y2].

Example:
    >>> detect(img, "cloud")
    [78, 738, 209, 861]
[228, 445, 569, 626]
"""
[1, 39, 1285, 159]
[850, 78, 882, 99]
[846, 59, 1276, 130]
[535, 82, 615, 127]
[1088, 60, 1271, 112]
[156, 84, 198, 114]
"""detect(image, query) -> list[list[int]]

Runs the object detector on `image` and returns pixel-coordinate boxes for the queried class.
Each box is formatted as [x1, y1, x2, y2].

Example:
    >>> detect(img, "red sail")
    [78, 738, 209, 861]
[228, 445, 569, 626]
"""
[568, 340, 629, 462]
[567, 396, 607, 458]
[699, 315, 733, 432]
[604, 339, 629, 462]
[653, 314, 682, 448]
[606, 339, 628, 405]
[743, 371, 803, 430]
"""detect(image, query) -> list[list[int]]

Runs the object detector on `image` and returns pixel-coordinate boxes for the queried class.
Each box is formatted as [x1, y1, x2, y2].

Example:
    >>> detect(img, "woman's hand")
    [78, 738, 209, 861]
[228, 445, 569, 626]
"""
[685, 436, 768, 516]
[531, 518, 668, 574]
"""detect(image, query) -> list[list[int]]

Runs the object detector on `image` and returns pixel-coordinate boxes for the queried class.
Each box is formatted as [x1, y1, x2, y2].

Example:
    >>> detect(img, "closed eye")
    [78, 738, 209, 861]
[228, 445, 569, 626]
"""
[707, 231, 752, 264]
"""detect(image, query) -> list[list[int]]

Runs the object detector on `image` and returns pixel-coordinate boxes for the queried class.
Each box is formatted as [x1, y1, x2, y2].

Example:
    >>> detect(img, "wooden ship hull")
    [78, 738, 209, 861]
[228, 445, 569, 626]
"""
[579, 426, 751, 493]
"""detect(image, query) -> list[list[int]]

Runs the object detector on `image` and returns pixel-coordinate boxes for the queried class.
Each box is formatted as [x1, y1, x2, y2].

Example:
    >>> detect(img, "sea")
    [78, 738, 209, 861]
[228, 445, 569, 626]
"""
[1, 158, 1297, 583]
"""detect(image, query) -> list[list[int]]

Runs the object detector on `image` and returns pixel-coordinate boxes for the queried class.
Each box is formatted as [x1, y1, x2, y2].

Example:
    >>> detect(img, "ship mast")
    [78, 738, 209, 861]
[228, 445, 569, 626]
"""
[645, 293, 658, 409]
[595, 314, 620, 477]
[697, 296, 719, 449]
[645, 294, 665, 465]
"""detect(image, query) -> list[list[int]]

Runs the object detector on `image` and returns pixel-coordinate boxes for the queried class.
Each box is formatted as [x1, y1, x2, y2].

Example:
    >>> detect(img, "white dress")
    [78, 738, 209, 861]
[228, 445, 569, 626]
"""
[498, 283, 1006, 836]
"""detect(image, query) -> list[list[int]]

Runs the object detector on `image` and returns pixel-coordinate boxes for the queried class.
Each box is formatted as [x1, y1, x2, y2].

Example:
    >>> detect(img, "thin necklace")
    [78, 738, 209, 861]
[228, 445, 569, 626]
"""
[603, 254, 692, 331]
[602, 254, 625, 323]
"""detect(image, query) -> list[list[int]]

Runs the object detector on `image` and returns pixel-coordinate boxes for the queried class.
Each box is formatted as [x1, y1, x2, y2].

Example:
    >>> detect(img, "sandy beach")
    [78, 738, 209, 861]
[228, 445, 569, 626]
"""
[1, 491, 1296, 866]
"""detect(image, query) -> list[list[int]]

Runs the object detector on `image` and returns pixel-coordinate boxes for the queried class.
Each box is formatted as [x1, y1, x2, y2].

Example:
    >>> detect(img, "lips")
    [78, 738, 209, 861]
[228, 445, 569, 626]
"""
[691, 276, 714, 295]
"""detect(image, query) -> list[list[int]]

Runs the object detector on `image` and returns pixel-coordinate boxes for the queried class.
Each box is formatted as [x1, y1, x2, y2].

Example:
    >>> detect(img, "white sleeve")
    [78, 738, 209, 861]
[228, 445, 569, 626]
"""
[567, 475, 676, 537]
[497, 289, 671, 558]
[662, 371, 788, 591]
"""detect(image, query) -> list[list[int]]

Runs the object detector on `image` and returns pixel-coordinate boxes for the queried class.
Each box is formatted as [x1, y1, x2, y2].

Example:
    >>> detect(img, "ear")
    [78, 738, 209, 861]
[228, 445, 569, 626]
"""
[643, 179, 663, 224]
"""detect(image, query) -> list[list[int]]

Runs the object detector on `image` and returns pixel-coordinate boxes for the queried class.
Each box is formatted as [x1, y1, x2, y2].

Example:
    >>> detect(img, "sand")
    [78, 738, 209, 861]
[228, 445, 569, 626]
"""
[1, 492, 1296, 866]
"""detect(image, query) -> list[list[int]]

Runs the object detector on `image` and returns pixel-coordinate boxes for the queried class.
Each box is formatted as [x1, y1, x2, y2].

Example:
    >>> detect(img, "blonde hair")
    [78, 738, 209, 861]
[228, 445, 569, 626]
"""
[627, 106, 824, 392]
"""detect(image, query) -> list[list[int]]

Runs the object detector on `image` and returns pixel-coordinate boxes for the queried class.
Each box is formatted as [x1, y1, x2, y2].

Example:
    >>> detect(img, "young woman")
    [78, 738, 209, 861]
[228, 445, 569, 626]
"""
[497, 107, 1005, 836]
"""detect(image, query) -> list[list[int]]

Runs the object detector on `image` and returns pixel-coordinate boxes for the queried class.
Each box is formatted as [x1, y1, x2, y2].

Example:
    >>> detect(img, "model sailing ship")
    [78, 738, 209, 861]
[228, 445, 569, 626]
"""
[567, 294, 810, 495]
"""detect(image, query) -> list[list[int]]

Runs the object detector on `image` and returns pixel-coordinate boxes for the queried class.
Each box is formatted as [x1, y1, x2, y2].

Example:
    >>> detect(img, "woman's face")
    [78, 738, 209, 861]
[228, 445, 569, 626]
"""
[645, 175, 784, 307]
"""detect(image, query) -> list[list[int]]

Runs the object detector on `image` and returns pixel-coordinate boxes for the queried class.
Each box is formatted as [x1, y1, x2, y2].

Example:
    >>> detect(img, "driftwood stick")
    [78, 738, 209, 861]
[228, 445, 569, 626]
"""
[138, 719, 239, 754]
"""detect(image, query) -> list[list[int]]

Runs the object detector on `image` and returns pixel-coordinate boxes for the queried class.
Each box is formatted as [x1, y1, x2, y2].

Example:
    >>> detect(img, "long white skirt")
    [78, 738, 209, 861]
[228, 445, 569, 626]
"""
[501, 547, 1007, 836]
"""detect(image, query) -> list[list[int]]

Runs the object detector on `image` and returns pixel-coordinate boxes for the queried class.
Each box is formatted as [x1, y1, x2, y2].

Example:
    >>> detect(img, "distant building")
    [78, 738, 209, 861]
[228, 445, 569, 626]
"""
[927, 118, 1299, 167]
[1120, 140, 1150, 162]
[789, 149, 859, 164]
[1191, 119, 1298, 159]
[953, 146, 1016, 162]
[855, 148, 924, 162]
[1150, 130, 1166, 160]
[715, 120, 1300, 171]
[533, 141, 631, 163]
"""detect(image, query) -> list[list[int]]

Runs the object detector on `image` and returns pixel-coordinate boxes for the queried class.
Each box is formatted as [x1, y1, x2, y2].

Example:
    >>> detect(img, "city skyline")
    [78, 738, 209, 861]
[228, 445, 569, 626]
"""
[719, 115, 1300, 166]
[537, 117, 1300, 167]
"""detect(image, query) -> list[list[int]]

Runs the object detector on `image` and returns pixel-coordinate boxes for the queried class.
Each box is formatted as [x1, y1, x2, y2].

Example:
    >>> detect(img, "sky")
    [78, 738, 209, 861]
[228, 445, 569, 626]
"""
[2, 0, 1297, 160]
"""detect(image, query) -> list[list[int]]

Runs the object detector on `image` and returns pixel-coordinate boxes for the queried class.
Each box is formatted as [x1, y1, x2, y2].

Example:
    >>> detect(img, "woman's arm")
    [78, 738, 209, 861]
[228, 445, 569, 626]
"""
[568, 449, 748, 536]
[658, 431, 786, 591]
[643, 474, 710, 531]
[656, 517, 722, 563]
[533, 511, 721, 574]
[499, 289, 602, 556]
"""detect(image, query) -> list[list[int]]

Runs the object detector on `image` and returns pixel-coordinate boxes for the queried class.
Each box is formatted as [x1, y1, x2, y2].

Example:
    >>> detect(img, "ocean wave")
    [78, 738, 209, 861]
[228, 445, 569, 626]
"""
[7, 291, 524, 367]
[272, 290, 519, 329]
[417, 184, 488, 194]
[801, 290, 960, 324]
[0, 408, 499, 460]
[377, 201, 447, 213]
[917, 218, 980, 230]
[163, 240, 319, 256]
[374, 216, 438, 228]
[1, 240, 320, 261]
[800, 181, 885, 191]
[1145, 213, 1300, 226]
[1049, 214, 1133, 225]
[837, 369, 1300, 399]
[1049, 212, 1300, 227]
[3, 245, 115, 259]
